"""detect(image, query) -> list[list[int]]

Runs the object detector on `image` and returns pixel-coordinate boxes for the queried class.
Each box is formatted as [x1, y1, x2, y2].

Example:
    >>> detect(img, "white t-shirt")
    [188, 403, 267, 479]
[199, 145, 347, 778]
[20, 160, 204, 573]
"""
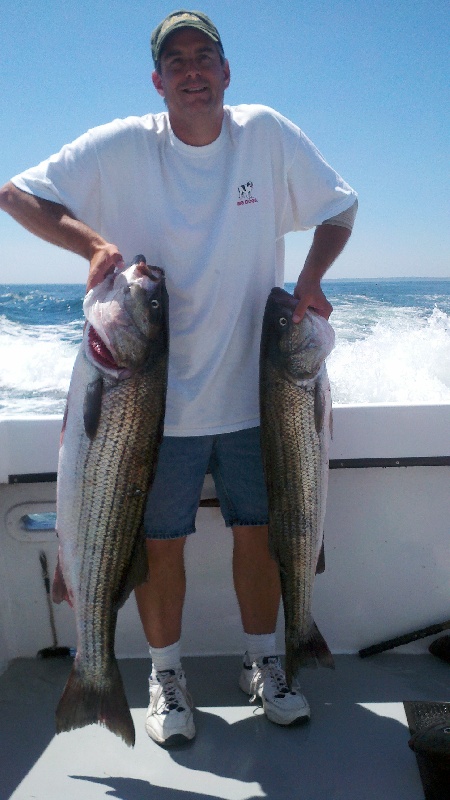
[12, 104, 357, 436]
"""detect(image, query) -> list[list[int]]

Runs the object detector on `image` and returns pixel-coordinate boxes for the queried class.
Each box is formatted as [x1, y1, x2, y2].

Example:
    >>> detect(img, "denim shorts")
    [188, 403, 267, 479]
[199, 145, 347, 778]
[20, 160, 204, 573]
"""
[144, 426, 269, 539]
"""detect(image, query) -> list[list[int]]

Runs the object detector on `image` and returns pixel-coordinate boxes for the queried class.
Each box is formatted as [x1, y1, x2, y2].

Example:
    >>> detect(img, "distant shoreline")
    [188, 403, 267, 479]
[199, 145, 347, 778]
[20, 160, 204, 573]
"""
[323, 276, 450, 283]
[1, 276, 449, 287]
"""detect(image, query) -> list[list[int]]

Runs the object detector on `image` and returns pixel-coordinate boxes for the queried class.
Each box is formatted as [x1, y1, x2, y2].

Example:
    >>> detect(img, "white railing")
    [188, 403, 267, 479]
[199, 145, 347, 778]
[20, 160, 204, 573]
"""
[0, 405, 449, 664]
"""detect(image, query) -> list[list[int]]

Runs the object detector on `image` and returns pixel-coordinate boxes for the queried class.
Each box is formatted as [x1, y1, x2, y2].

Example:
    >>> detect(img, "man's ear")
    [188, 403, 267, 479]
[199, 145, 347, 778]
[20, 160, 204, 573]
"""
[152, 70, 165, 98]
[223, 59, 231, 90]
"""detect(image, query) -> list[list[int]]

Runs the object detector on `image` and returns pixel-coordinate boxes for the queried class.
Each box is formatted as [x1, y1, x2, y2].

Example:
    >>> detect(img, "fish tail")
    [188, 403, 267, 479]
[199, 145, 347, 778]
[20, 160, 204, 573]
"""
[286, 621, 335, 684]
[55, 658, 135, 747]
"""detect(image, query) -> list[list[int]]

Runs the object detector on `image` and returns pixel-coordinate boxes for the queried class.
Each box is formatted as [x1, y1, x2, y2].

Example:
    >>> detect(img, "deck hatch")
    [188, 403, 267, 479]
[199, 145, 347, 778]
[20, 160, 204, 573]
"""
[20, 512, 57, 532]
[6, 501, 57, 542]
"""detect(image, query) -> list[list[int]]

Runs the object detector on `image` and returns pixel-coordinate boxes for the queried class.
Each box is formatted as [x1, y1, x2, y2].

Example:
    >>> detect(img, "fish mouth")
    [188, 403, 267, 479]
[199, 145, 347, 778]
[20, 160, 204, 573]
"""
[87, 324, 119, 372]
[126, 260, 164, 289]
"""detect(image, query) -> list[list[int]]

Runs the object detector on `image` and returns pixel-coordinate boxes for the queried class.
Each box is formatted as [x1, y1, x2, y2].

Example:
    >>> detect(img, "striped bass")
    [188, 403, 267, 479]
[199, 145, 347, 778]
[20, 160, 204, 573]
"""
[260, 287, 335, 683]
[52, 258, 169, 746]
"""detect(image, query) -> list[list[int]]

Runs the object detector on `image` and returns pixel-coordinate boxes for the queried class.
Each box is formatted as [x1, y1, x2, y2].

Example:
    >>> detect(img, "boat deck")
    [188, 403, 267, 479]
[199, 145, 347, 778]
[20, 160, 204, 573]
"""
[1, 653, 449, 800]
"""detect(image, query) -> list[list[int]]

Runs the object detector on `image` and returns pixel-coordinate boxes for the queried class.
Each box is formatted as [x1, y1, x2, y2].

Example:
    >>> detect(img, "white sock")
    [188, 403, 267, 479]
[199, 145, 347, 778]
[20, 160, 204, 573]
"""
[150, 640, 182, 675]
[245, 632, 277, 663]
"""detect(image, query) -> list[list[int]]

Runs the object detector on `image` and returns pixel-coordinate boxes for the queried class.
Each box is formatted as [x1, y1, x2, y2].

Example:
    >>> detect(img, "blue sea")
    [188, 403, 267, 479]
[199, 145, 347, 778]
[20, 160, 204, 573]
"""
[0, 279, 449, 416]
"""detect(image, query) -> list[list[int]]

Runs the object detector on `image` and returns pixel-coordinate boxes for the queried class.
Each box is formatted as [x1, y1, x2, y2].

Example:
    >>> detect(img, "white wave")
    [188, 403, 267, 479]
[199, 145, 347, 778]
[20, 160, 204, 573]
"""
[1, 302, 450, 415]
[0, 322, 80, 417]
[328, 307, 450, 404]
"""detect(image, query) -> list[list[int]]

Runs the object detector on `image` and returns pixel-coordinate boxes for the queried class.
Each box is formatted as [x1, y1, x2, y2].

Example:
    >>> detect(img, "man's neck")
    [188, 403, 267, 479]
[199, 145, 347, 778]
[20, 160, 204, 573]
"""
[169, 109, 224, 147]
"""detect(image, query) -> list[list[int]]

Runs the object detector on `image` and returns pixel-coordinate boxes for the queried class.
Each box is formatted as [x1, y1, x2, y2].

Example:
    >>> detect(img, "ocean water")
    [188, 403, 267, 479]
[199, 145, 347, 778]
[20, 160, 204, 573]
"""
[1, 279, 449, 417]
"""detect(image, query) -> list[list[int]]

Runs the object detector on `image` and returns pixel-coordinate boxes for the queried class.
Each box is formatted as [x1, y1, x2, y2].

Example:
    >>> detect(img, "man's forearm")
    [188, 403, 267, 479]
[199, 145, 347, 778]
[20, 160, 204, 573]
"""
[293, 224, 352, 321]
[0, 181, 107, 261]
[302, 223, 351, 282]
[0, 181, 123, 289]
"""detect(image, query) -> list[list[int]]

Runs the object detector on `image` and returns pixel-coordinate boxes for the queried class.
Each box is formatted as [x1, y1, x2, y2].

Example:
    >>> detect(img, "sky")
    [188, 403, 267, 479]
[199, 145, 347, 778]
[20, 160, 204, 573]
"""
[0, 0, 448, 284]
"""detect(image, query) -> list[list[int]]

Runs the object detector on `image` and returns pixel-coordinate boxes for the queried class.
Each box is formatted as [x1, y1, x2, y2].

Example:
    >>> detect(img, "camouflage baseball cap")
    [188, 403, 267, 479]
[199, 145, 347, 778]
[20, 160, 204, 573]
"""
[151, 10, 224, 65]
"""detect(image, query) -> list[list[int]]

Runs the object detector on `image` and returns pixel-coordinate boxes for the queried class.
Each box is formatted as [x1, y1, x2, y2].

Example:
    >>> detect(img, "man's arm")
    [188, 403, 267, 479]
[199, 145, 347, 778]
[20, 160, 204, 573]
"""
[293, 198, 358, 322]
[0, 181, 123, 290]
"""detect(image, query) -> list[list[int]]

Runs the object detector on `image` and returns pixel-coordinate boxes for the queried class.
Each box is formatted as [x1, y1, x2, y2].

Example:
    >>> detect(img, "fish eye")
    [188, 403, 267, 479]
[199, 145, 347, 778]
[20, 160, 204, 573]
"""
[151, 299, 159, 309]
[279, 316, 288, 327]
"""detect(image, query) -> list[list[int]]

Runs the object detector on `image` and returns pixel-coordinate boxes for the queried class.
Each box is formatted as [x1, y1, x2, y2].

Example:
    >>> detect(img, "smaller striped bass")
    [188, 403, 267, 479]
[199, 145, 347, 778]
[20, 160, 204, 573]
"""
[260, 287, 335, 683]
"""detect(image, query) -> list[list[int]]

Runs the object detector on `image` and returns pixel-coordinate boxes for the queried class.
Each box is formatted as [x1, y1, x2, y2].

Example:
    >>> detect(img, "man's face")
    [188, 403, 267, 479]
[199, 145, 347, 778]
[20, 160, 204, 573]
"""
[152, 28, 230, 121]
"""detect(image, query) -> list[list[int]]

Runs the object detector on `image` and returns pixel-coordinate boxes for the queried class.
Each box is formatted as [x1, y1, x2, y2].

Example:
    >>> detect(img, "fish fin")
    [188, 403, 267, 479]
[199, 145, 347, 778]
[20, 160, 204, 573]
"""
[56, 657, 135, 747]
[285, 621, 335, 684]
[314, 382, 326, 434]
[52, 547, 72, 606]
[60, 402, 68, 446]
[316, 538, 326, 574]
[83, 377, 103, 439]
[114, 527, 149, 610]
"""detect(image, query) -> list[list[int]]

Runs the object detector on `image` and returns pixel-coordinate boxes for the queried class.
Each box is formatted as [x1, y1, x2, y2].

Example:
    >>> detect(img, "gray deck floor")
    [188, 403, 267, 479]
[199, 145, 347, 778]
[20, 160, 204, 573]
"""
[1, 654, 449, 800]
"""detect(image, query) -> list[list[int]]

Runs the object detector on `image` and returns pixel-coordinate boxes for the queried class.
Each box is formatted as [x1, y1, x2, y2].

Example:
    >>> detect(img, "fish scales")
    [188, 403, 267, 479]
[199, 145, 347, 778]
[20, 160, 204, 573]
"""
[262, 371, 322, 636]
[53, 261, 168, 746]
[74, 370, 159, 674]
[260, 287, 335, 684]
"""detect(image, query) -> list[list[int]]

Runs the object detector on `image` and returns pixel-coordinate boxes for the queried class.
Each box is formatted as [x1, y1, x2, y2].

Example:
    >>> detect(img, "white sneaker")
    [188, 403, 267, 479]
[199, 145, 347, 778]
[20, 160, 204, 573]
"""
[145, 668, 195, 746]
[239, 653, 310, 725]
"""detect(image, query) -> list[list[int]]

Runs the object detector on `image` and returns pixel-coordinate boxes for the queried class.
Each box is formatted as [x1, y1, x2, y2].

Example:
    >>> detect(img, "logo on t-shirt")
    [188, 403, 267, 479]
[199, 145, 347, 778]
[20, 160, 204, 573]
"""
[237, 181, 258, 206]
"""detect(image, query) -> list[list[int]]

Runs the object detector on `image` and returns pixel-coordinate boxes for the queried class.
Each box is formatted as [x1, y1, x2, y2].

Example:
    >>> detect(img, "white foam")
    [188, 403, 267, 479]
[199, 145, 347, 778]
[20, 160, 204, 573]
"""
[0, 319, 79, 417]
[1, 301, 450, 415]
[328, 307, 450, 404]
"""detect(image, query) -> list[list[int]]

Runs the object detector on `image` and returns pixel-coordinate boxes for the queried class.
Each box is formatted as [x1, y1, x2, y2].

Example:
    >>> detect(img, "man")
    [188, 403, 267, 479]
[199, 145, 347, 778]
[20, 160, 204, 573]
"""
[0, 10, 357, 746]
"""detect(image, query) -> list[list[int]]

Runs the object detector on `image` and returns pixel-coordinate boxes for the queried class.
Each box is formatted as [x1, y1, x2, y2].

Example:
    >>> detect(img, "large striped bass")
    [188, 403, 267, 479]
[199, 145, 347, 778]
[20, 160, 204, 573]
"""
[260, 287, 335, 683]
[52, 258, 169, 746]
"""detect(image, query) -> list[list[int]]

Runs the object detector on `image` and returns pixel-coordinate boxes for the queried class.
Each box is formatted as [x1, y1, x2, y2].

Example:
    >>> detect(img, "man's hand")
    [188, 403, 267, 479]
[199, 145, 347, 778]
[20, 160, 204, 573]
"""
[86, 244, 124, 292]
[293, 275, 333, 322]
